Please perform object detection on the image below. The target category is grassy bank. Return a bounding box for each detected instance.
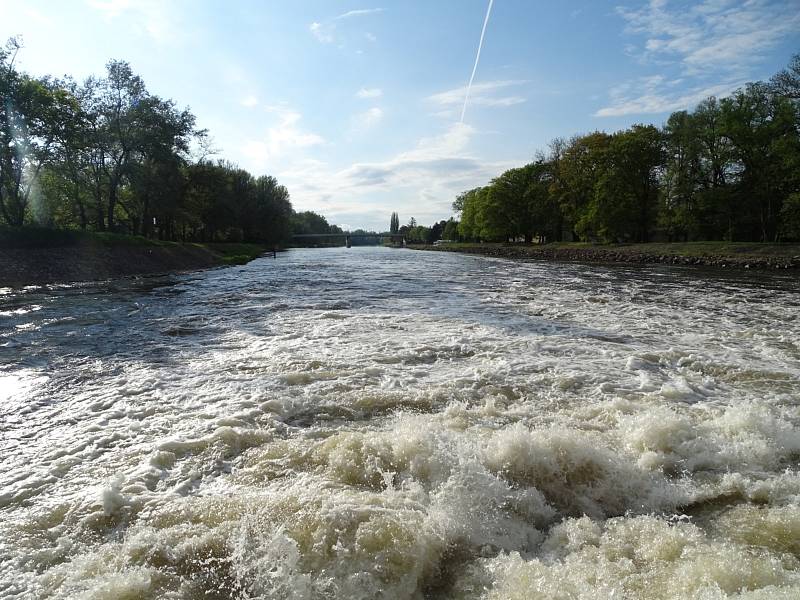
[202,242,269,265]
[0,227,270,286]
[0,226,173,249]
[410,241,800,270]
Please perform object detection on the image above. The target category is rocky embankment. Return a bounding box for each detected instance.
[0,243,223,287]
[414,244,800,270]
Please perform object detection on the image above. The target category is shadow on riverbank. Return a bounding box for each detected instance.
[0,228,269,287]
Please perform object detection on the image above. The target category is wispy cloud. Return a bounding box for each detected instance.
[310,7,384,45]
[241,106,324,166]
[351,107,384,132]
[597,0,800,117]
[86,0,132,17]
[341,123,477,188]
[595,76,742,117]
[332,123,510,203]
[272,123,514,228]
[240,95,258,108]
[12,6,56,27]
[335,8,384,20]
[617,0,800,74]
[85,0,176,42]
[356,87,383,99]
[309,21,334,43]
[428,80,526,118]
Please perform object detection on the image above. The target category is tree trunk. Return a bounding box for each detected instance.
[0,188,10,226]
[107,173,120,231]
[75,190,87,230]
[142,194,150,238]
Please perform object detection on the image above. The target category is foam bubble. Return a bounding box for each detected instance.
[479,516,800,600]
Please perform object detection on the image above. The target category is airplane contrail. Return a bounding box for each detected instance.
[460,0,494,123]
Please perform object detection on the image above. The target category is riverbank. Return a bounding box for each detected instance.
[410,241,800,270]
[0,228,268,287]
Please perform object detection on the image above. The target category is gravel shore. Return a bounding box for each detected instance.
[412,243,800,270]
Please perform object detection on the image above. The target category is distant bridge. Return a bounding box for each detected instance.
[291,232,405,248]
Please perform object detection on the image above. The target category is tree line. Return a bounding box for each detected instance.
[452,55,800,244]
[0,38,328,245]
[387,214,458,244]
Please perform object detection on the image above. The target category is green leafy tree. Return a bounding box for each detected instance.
[780,193,800,240]
[455,187,484,241]
[489,165,537,241]
[661,111,702,240]
[1,39,76,226]
[525,161,561,243]
[688,96,737,239]
[720,83,798,241]
[94,61,197,231]
[442,219,459,241]
[559,132,612,240]
[291,210,335,235]
[770,53,800,100]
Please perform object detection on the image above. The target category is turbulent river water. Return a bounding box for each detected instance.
[1,247,800,599]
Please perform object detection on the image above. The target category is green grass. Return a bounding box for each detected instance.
[203,242,269,264]
[0,227,270,265]
[0,226,173,249]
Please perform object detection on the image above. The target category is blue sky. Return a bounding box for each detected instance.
[1,1,798,231]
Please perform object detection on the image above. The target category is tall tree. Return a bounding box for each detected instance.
[442,219,459,241]
[661,111,701,241]
[489,165,537,241]
[94,61,196,230]
[0,39,74,226]
[721,83,798,241]
[770,53,800,100]
[559,132,612,240]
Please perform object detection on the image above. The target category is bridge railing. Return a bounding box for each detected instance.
[290,232,406,246]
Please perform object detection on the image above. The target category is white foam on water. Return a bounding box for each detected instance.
[1,248,799,598]
[467,515,800,599]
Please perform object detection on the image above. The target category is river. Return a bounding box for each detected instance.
[1,247,799,599]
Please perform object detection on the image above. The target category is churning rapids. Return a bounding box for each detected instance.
[1,247,800,599]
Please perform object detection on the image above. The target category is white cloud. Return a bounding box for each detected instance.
[0,5,56,28]
[86,0,131,17]
[351,107,384,132]
[597,0,800,117]
[240,95,258,108]
[328,123,493,193]
[595,78,742,117]
[310,8,384,46]
[427,80,527,113]
[241,106,324,166]
[335,8,384,20]
[85,0,175,42]
[264,122,518,230]
[356,87,383,99]
[617,0,800,74]
[309,21,334,43]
